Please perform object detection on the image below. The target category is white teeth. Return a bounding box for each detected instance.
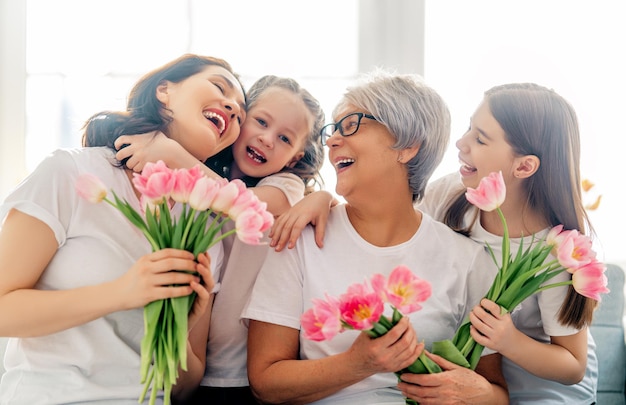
[203,111,226,134]
[335,158,355,168]
[247,147,266,163]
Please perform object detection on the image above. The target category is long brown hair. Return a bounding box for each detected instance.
[444,83,595,328]
[81,54,245,162]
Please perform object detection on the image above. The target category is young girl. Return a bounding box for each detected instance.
[271,83,598,404]
[114,75,325,405]
[0,54,244,404]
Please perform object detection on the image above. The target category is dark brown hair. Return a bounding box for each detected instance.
[443,83,595,328]
[81,54,245,161]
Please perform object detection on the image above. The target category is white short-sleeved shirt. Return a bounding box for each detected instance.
[242,204,497,404]
[0,147,223,405]
[203,172,305,387]
[418,172,598,404]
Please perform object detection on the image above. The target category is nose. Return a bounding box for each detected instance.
[326,131,343,147]
[456,133,469,152]
[258,132,274,149]
[223,100,240,121]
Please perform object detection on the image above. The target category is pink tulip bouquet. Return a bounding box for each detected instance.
[430,171,610,373]
[76,160,273,405]
[301,265,432,405]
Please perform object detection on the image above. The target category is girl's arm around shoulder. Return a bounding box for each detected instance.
[114,132,223,180]
[269,190,337,251]
[253,172,306,217]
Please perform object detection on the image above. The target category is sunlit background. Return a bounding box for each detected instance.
[1,0,625,269]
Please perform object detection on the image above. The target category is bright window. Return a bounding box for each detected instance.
[22,0,626,265]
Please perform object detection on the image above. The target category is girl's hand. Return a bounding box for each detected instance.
[114,131,184,172]
[115,248,202,310]
[269,191,337,251]
[346,317,423,377]
[469,298,520,355]
[187,252,215,332]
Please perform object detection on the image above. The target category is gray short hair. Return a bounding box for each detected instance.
[337,69,451,201]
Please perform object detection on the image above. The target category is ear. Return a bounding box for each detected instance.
[398,144,421,164]
[155,80,170,105]
[513,154,540,179]
[286,151,305,169]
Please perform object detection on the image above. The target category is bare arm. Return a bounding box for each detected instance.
[269,190,337,251]
[114,133,292,216]
[115,132,215,177]
[247,317,423,405]
[0,209,205,337]
[398,352,508,405]
[470,298,587,384]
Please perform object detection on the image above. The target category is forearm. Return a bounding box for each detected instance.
[172,298,212,400]
[171,341,206,400]
[250,353,371,404]
[0,282,123,337]
[499,331,586,384]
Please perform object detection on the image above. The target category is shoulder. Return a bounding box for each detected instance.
[257,172,305,205]
[417,172,465,219]
[38,147,115,173]
[420,215,485,254]
[424,172,464,201]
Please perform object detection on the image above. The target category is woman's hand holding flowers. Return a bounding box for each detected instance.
[347,317,424,377]
[113,249,201,310]
[398,351,502,405]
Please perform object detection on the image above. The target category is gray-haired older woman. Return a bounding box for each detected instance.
[242,70,507,405]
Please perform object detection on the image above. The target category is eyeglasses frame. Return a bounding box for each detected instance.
[319,112,377,145]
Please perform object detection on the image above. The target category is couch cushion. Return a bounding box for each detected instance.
[590,263,626,404]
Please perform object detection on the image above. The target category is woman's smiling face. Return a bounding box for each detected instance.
[326,105,399,199]
[156,65,246,161]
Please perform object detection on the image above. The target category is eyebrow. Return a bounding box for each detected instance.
[476,126,494,141]
[213,73,247,113]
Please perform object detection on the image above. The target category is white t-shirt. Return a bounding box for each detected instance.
[0,147,223,405]
[203,172,305,387]
[418,172,598,404]
[242,204,497,405]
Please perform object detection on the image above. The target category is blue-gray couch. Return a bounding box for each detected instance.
[591,263,626,404]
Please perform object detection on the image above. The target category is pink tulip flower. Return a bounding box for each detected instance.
[572,259,610,300]
[212,179,242,214]
[257,208,274,233]
[229,189,262,219]
[301,296,343,341]
[465,171,506,212]
[188,176,221,211]
[554,229,596,271]
[338,283,385,331]
[75,173,108,203]
[372,265,432,314]
[235,209,265,245]
[132,160,175,203]
[171,165,204,203]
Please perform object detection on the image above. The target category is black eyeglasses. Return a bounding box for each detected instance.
[319,112,377,145]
